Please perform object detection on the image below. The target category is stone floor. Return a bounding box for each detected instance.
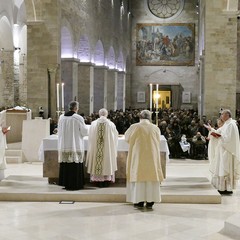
[0,159,239,239]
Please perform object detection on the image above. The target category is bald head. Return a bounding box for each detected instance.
[99,108,108,117]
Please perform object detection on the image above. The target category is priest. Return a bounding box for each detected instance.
[58,101,88,190]
[205,109,240,194]
[125,109,164,210]
[86,108,118,187]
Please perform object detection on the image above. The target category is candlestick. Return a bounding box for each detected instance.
[61,83,64,110]
[149,83,152,111]
[56,83,60,110]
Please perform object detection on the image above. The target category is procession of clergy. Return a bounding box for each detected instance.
[1,101,240,210]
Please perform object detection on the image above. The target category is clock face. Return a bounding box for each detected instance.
[147,0,185,19]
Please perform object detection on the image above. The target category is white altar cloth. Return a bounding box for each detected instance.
[39,134,170,162]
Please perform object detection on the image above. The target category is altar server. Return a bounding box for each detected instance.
[58,101,88,190]
[125,109,164,209]
[205,109,240,194]
[86,108,118,187]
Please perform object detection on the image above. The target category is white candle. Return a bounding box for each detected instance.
[149,83,152,111]
[156,84,159,110]
[61,83,64,110]
[56,83,60,110]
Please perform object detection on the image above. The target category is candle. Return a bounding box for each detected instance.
[149,83,152,111]
[156,84,159,111]
[56,83,60,110]
[61,83,64,110]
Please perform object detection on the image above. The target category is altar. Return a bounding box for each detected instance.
[40,135,170,184]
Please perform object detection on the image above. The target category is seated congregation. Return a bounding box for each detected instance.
[76,107,240,160]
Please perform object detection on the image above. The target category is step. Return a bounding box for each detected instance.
[5,156,22,164]
[5,149,22,157]
[221,213,240,240]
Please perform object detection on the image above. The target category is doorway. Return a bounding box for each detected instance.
[153,90,171,109]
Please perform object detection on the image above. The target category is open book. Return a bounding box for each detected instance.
[210,132,221,138]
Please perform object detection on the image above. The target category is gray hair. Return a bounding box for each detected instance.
[140,110,152,121]
[99,108,108,117]
[222,109,232,118]
[68,101,79,111]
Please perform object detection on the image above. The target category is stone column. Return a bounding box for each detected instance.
[125,72,132,110]
[19,53,27,107]
[204,0,238,118]
[26,0,60,118]
[114,71,118,111]
[61,59,79,111]
[106,69,117,111]
[47,65,59,118]
[0,50,14,108]
[198,54,205,118]
[122,73,126,112]
[117,71,125,110]
[78,63,94,115]
[94,66,108,112]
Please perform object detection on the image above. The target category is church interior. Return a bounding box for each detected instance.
[0,0,240,239]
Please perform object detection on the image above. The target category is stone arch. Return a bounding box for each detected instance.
[116,51,124,71]
[146,68,183,85]
[61,26,74,58]
[93,40,104,66]
[106,46,116,69]
[16,1,27,25]
[0,16,13,49]
[77,35,91,62]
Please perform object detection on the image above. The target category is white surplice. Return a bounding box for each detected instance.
[86,116,118,180]
[58,113,88,163]
[208,118,240,191]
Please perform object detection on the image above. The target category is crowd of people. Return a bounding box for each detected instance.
[80,108,240,160]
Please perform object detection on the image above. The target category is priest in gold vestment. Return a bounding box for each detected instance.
[125,110,164,209]
[86,108,118,187]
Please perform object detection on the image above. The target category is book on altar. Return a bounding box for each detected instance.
[210,132,221,138]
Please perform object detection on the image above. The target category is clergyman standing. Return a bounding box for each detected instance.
[125,110,164,209]
[204,109,240,194]
[58,101,88,190]
[86,108,118,187]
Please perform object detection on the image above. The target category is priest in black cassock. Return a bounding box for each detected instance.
[58,101,88,190]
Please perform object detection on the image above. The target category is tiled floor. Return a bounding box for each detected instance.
[0,159,239,240]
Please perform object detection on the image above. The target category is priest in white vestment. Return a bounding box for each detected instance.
[208,118,224,176]
[58,101,88,190]
[205,109,240,194]
[86,108,118,187]
[125,110,164,209]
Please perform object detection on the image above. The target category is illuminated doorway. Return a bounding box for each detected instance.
[153,90,171,109]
